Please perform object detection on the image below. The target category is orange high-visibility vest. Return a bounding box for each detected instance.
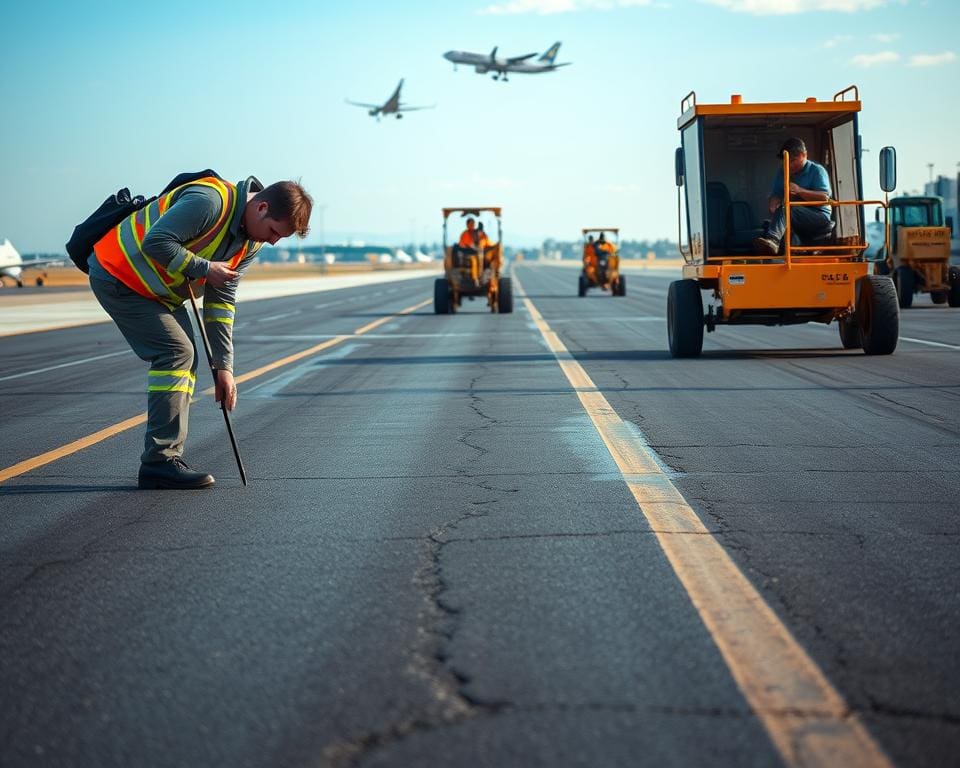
[94,176,248,307]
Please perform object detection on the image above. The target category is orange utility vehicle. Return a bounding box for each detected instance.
[578,228,626,297]
[669,86,900,357]
[435,207,513,314]
[875,196,959,308]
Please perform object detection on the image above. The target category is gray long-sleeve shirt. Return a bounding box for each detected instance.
[90,176,263,372]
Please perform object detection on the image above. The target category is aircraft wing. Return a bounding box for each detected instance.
[345,99,382,109]
[507,52,538,63]
[398,104,436,112]
[0,258,63,270]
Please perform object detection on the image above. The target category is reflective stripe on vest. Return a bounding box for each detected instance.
[94,177,241,305]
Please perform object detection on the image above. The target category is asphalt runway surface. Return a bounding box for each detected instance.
[1,264,958,767]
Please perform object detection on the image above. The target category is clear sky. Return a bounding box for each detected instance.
[1,0,958,252]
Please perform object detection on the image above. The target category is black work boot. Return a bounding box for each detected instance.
[138,458,215,490]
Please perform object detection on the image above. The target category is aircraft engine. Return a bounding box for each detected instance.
[396,114,403,119]
[475,65,488,74]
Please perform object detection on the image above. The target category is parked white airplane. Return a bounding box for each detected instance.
[443,42,570,81]
[346,79,435,120]
[414,250,434,263]
[394,249,413,263]
[0,238,62,287]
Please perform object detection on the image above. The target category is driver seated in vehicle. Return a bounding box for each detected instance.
[457,216,487,285]
[583,234,598,279]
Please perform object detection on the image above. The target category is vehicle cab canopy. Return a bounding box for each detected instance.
[676,86,865,262]
[582,227,619,243]
[442,207,502,245]
[888,196,944,227]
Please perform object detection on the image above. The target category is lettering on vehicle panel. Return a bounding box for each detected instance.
[821,272,850,284]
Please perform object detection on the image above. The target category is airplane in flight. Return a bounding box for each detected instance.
[345,79,436,120]
[443,42,570,81]
[0,238,62,287]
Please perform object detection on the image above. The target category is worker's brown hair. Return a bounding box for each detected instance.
[254,181,313,237]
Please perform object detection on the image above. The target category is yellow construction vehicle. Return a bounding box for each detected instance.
[435,207,513,314]
[875,196,959,308]
[578,228,626,297]
[670,85,899,357]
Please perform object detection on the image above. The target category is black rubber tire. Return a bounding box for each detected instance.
[35,277,44,287]
[615,275,626,297]
[857,275,899,355]
[578,274,587,297]
[667,279,704,358]
[893,265,914,309]
[498,277,514,314]
[838,316,860,349]
[948,267,960,308]
[434,278,450,315]
[931,290,948,305]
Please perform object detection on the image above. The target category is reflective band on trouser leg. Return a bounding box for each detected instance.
[204,302,235,326]
[144,369,196,463]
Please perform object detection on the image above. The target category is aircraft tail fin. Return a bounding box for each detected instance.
[538,42,561,64]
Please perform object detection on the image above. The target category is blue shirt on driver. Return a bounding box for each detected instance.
[771,159,832,218]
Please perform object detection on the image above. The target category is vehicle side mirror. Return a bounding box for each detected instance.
[674,147,684,187]
[879,146,897,193]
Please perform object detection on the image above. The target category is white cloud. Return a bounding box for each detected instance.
[479,0,650,14]
[871,32,899,42]
[823,34,853,48]
[851,50,900,67]
[704,0,885,14]
[909,51,957,67]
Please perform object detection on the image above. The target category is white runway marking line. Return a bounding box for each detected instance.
[0,349,132,383]
[512,271,892,768]
[808,324,960,351]
[899,336,960,350]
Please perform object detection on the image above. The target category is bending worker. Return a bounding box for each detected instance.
[88,174,312,489]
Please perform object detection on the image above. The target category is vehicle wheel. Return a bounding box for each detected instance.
[615,275,626,297]
[667,279,704,358]
[856,275,898,355]
[838,316,860,349]
[498,277,514,314]
[931,290,948,305]
[578,274,587,297]
[875,257,890,276]
[893,265,914,309]
[434,278,450,315]
[948,267,960,308]
[36,277,45,286]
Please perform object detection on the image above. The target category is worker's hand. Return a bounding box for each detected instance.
[768,198,781,215]
[214,369,237,411]
[788,182,802,197]
[206,262,240,288]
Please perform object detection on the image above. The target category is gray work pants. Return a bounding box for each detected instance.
[89,275,198,464]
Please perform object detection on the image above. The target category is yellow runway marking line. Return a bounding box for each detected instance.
[0,414,147,484]
[513,272,891,768]
[0,299,431,484]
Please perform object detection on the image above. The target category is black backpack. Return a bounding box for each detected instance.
[65,169,223,273]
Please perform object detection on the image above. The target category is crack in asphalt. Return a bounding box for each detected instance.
[321,505,504,767]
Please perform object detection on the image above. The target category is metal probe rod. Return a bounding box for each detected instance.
[187,284,248,486]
